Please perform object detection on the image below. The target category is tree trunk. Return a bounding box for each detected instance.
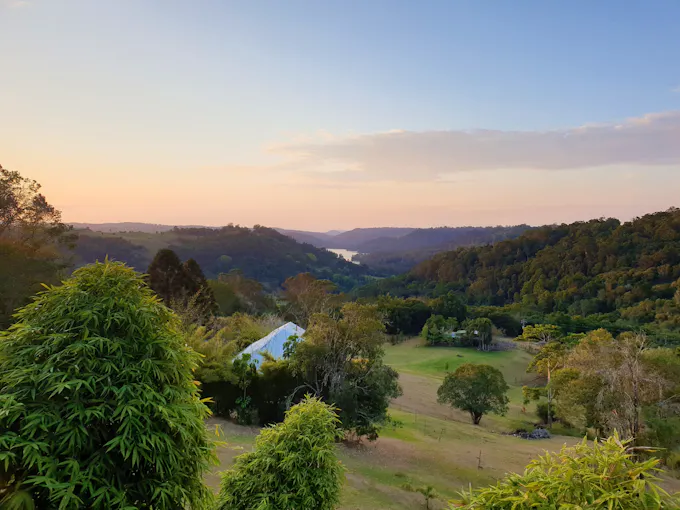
[546,366,553,429]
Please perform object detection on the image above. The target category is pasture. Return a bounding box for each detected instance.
[207,338,584,508]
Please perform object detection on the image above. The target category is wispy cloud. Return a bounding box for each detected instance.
[267,111,680,182]
[1,0,31,8]
[673,86,680,93]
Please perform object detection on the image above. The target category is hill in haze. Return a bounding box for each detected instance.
[354,225,531,274]
[69,225,370,290]
[71,222,188,233]
[276,227,415,249]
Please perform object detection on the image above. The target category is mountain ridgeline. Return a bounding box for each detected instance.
[70,225,369,290]
[353,225,531,274]
[276,227,416,250]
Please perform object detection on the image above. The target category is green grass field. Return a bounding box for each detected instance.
[207,338,591,508]
[384,337,533,384]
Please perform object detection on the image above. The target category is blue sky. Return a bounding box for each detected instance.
[1,1,679,229]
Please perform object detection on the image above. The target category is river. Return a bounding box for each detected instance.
[328,248,360,263]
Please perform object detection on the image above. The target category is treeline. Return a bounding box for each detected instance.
[357,209,680,342]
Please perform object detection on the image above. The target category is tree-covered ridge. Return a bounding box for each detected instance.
[354,225,532,275]
[71,225,370,290]
[363,209,679,327]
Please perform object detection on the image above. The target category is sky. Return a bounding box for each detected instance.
[1,0,679,231]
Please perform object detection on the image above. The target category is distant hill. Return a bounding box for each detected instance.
[70,222,209,233]
[70,225,370,290]
[275,229,337,247]
[355,226,531,253]
[276,227,415,249]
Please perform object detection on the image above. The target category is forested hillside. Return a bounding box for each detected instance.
[71,225,369,290]
[354,225,531,274]
[358,209,680,338]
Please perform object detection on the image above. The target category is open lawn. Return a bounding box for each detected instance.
[206,338,680,508]
[385,338,538,432]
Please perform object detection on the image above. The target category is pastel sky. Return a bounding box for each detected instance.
[1,0,679,230]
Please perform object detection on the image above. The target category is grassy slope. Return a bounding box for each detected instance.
[206,339,590,509]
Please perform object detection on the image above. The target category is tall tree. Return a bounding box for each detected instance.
[523,341,569,428]
[183,258,218,316]
[282,273,340,327]
[0,166,74,328]
[147,250,216,322]
[556,330,673,442]
[147,248,185,303]
[0,165,72,250]
[462,318,494,351]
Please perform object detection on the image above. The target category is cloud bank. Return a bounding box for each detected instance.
[269,111,680,181]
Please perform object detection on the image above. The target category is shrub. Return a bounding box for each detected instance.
[216,396,344,510]
[0,261,216,509]
[455,434,679,509]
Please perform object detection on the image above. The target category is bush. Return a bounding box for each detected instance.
[216,396,344,510]
[0,261,216,509]
[456,434,678,508]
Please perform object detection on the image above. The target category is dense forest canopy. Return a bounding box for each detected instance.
[357,209,680,341]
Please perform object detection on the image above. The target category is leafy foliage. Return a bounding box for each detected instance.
[455,434,679,509]
[282,272,341,327]
[437,364,509,425]
[209,270,276,315]
[358,209,680,342]
[421,315,458,346]
[431,292,467,322]
[377,296,432,335]
[0,165,73,251]
[216,396,344,510]
[516,323,562,342]
[0,261,216,509]
[289,303,402,439]
[0,166,74,328]
[461,317,493,350]
[553,331,675,442]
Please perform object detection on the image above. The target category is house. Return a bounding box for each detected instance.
[236,322,305,367]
